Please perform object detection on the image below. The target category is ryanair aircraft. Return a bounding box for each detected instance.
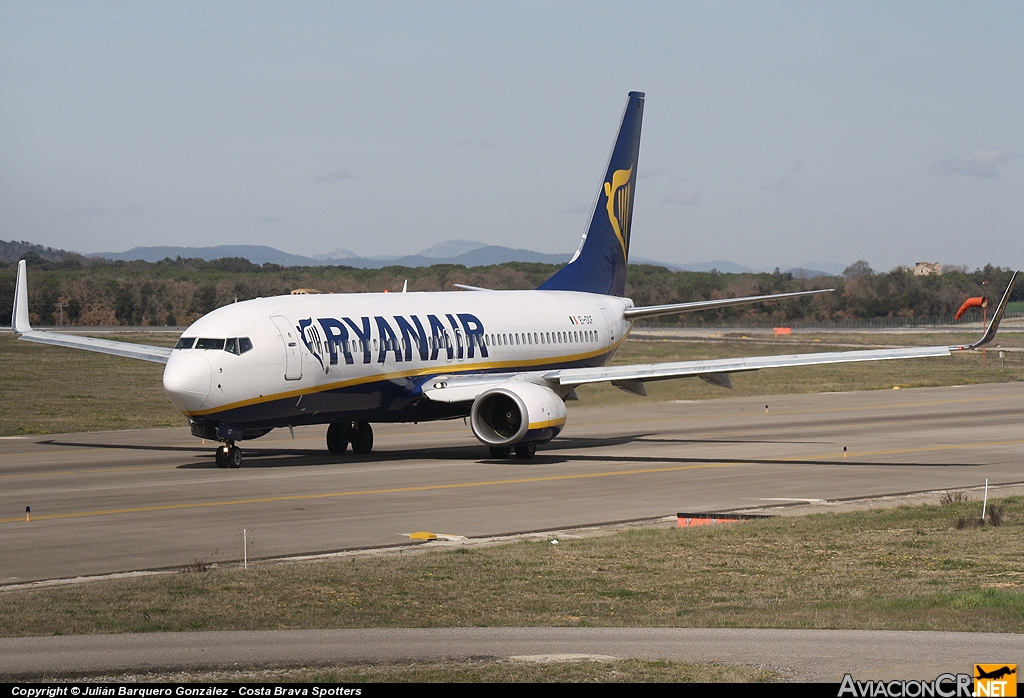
[10,92,1018,467]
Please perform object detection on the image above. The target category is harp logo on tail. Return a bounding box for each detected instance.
[604,166,633,260]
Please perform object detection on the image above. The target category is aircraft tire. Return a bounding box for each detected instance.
[215,448,229,468]
[228,446,242,468]
[326,423,350,454]
[489,446,511,459]
[351,422,373,454]
[514,443,536,460]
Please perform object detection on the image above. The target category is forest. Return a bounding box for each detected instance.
[0,251,1019,328]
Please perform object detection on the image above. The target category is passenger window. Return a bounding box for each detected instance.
[174,337,196,350]
[195,338,225,350]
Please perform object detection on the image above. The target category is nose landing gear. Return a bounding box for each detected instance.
[214,442,242,468]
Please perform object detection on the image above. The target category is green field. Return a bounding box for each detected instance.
[2,497,1020,638]
[1,330,1021,436]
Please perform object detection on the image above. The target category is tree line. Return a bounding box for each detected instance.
[0,253,1018,328]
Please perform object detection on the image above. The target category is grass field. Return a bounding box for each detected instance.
[1,329,1021,436]
[3,497,1020,637]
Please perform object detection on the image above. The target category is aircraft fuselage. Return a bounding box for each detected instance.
[163,290,633,434]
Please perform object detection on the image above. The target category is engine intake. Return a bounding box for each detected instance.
[470,382,567,447]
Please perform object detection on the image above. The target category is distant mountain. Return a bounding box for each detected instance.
[311,247,360,261]
[311,240,567,267]
[631,257,836,277]
[50,239,827,275]
[90,245,324,266]
[418,239,489,259]
[0,240,85,264]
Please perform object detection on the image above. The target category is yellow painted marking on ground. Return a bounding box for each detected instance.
[0,461,739,524]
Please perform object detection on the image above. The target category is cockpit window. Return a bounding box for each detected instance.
[224,337,254,355]
[174,337,196,350]
[195,338,225,350]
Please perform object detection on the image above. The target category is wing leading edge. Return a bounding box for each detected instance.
[423,270,1018,403]
[11,260,173,364]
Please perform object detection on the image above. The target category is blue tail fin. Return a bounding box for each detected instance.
[538,91,645,297]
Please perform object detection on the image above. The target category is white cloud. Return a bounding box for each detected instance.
[663,190,701,205]
[930,149,1014,178]
[313,167,356,183]
[760,176,792,191]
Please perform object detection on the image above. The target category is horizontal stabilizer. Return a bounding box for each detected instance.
[624,288,833,322]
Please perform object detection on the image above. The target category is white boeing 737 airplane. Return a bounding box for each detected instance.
[10,92,1019,467]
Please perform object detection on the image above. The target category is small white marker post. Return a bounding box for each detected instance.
[244,528,247,570]
[982,479,989,522]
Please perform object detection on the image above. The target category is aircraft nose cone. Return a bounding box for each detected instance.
[163,353,213,412]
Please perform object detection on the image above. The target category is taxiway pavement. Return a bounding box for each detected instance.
[3,627,1021,681]
[2,383,1023,584]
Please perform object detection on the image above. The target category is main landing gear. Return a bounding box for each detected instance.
[326,421,374,455]
[489,443,536,460]
[215,441,242,468]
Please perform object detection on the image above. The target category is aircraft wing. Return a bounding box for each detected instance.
[425,270,1018,402]
[547,345,952,391]
[11,260,172,365]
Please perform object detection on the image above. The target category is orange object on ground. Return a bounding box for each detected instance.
[955,296,987,320]
[676,512,772,527]
[773,327,792,335]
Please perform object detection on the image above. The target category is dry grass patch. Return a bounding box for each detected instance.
[0,333,182,436]
[2,498,1022,637]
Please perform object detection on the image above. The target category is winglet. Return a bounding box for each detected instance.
[951,270,1018,351]
[12,259,32,334]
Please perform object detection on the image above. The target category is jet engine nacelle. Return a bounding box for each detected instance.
[470,382,567,447]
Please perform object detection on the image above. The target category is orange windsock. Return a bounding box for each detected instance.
[955,296,988,320]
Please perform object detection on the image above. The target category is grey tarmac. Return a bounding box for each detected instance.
[2,382,1023,585]
[1,627,1021,682]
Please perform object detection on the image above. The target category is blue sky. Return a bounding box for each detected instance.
[1,2,1022,271]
